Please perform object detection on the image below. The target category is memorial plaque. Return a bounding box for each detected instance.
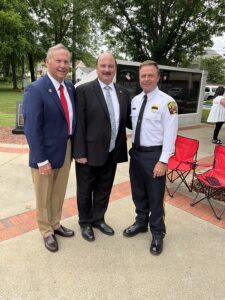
[117,65,140,98]
[12,102,24,134]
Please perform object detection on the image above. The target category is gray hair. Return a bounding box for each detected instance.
[139,60,160,76]
[46,43,71,60]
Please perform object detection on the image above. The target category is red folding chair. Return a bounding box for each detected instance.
[191,144,225,219]
[167,135,199,197]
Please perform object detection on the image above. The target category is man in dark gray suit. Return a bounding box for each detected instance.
[73,52,131,241]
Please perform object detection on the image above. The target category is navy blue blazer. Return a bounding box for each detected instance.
[22,74,76,169]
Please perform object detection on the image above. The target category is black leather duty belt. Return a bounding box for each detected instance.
[132,143,162,152]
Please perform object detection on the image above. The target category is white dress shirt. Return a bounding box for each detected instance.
[98,79,120,137]
[47,72,73,134]
[131,86,178,163]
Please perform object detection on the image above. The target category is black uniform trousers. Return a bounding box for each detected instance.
[75,153,117,227]
[129,147,166,238]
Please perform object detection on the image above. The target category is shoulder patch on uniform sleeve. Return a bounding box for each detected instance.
[167,101,177,114]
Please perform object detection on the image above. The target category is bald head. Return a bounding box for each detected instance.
[96,52,117,85]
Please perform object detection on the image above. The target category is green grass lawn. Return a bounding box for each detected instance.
[0,83,24,126]
[201,108,210,123]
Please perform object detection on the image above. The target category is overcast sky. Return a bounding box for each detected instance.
[212,34,225,56]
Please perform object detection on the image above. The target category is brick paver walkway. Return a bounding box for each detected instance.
[1,124,225,243]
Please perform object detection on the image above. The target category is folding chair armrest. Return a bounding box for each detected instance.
[196,163,213,168]
[181,160,197,164]
[195,163,213,172]
[180,160,198,168]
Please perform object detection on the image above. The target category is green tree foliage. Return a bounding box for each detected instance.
[201,56,225,84]
[0,0,40,87]
[92,0,225,65]
[0,1,25,88]
[0,0,96,87]
[28,0,97,64]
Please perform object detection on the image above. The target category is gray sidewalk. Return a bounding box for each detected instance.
[1,124,225,300]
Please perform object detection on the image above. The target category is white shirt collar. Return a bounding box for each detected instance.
[146,86,159,98]
[47,72,65,91]
[98,79,114,90]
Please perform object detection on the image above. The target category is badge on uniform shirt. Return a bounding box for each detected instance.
[167,101,177,114]
[151,104,159,112]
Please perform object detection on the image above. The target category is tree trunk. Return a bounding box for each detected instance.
[11,55,18,90]
[3,60,10,78]
[28,53,36,82]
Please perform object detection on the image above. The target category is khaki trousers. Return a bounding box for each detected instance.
[31,139,71,238]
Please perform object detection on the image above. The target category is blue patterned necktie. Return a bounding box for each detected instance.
[104,86,117,151]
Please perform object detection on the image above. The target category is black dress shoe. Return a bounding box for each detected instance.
[43,235,58,252]
[150,237,163,256]
[93,222,114,236]
[54,225,74,237]
[123,222,148,237]
[81,226,95,242]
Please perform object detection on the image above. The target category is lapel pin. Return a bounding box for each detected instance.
[48,89,52,93]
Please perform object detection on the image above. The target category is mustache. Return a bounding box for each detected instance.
[103,72,112,75]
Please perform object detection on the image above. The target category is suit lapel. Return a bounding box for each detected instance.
[65,80,75,114]
[93,79,110,121]
[43,75,65,118]
[114,83,123,124]
[65,80,76,131]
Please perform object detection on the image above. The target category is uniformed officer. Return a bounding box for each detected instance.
[123,60,178,255]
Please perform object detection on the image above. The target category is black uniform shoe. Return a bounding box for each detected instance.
[81,226,95,241]
[123,222,148,237]
[43,235,58,252]
[150,237,163,256]
[93,222,114,236]
[54,225,74,237]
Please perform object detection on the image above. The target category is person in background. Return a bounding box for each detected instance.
[123,60,178,256]
[22,44,76,252]
[73,52,131,242]
[207,86,225,144]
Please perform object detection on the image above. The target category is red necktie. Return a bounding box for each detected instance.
[59,84,70,134]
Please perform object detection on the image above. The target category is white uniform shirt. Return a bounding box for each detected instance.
[131,86,178,163]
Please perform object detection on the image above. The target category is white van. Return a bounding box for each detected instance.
[204,85,218,100]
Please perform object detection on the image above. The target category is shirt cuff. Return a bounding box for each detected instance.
[37,160,49,167]
[159,152,170,164]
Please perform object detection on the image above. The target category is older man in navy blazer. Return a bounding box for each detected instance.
[23,44,76,252]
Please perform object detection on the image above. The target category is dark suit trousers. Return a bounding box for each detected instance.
[75,153,117,227]
[129,148,166,238]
